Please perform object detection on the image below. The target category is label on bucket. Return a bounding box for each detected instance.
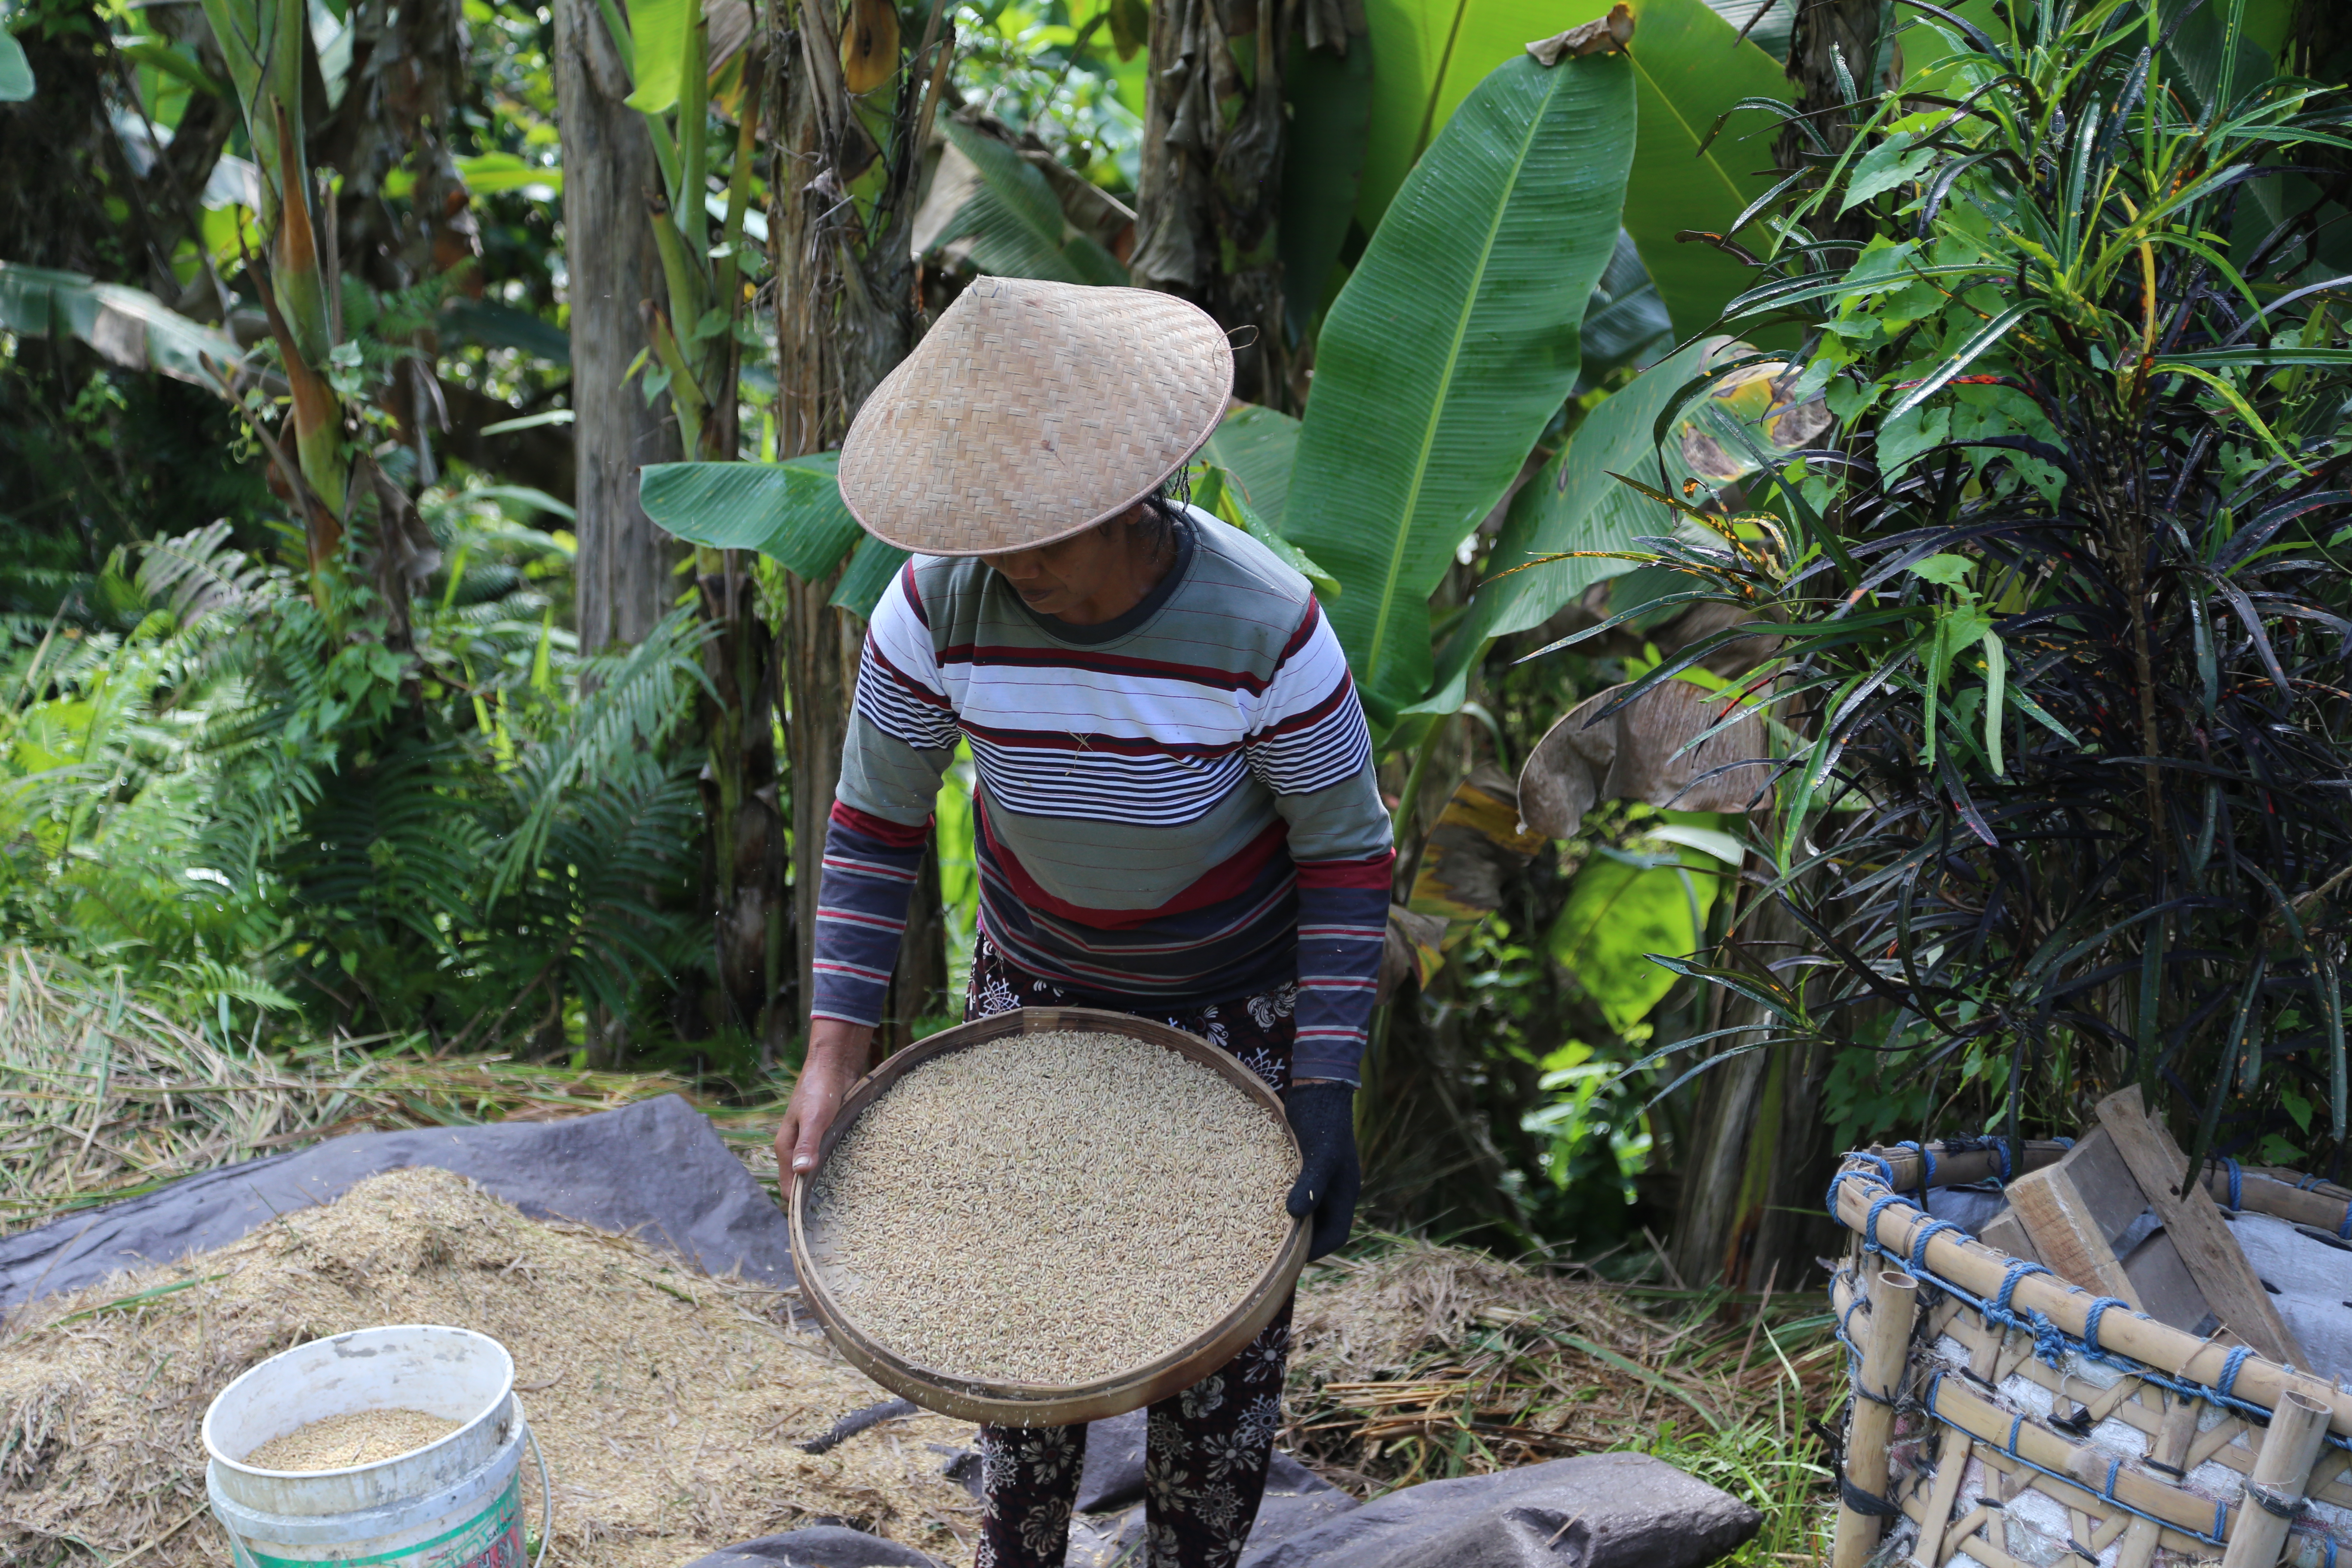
[237,1472,524,1568]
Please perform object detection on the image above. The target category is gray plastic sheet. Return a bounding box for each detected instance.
[0,1094,794,1319]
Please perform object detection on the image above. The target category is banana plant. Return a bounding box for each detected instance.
[196,0,350,584]
[0,265,245,391]
[1354,0,1788,339]
[591,0,769,459]
[1285,36,1636,732]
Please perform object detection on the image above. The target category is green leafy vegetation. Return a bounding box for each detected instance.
[1542,0,2352,1179]
[0,506,710,1053]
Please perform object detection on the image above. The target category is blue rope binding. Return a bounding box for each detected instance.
[1908,1219,1963,1275]
[2082,1297,2134,1357]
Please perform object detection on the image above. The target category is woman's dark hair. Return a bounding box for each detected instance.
[1132,473,1191,558]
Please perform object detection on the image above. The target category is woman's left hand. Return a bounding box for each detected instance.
[1282,1081,1360,1261]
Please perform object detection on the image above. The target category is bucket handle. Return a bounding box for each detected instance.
[523,1414,552,1568]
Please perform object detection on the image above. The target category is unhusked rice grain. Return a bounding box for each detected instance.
[808,1029,1296,1384]
[244,1408,462,1471]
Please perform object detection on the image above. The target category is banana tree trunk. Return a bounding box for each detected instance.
[1667,887,1837,1291]
[1133,0,1291,405]
[766,0,945,1056]
[1776,0,1886,252]
[554,0,685,652]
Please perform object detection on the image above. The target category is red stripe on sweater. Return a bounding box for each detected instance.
[1295,851,1394,891]
[977,803,1291,929]
[830,799,933,848]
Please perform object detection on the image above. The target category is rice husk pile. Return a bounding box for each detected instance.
[809,1029,1295,1383]
[0,1167,982,1568]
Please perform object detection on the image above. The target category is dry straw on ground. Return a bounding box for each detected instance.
[0,946,777,1240]
[1284,1238,1838,1497]
[0,1167,983,1568]
[810,1030,1295,1383]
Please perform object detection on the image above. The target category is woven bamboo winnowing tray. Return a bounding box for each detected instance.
[1827,1138,2352,1568]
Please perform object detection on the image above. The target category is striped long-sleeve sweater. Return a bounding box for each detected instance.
[810,507,1394,1084]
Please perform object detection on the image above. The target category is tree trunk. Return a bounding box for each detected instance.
[1776,0,1888,254]
[555,0,685,653]
[769,0,937,1056]
[1133,0,1292,405]
[781,567,858,1052]
[699,560,789,1040]
[1667,888,1836,1292]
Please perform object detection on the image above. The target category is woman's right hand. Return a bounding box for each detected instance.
[776,1020,877,1186]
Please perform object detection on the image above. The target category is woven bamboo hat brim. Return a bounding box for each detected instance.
[837,276,1234,556]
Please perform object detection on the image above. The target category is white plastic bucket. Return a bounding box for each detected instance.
[202,1325,548,1568]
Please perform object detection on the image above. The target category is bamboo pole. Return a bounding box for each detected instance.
[2116,1394,2202,1568]
[1832,1267,1919,1568]
[2197,1165,2352,1232]
[2219,1390,2329,1568]
[1831,1163,2352,1440]
[1929,1374,2230,1539]
[1857,1141,2074,1194]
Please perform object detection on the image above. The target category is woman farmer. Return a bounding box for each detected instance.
[775,275,1393,1568]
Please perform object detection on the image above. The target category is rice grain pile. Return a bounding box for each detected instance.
[809,1029,1296,1383]
[245,1409,462,1471]
[0,1167,982,1568]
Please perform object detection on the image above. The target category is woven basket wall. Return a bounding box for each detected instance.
[1829,1139,2352,1568]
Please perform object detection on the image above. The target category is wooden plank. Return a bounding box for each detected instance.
[2117,1226,2214,1334]
[1977,1208,2041,1265]
[2056,1127,2151,1239]
[2095,1085,2307,1367]
[2006,1153,2144,1305]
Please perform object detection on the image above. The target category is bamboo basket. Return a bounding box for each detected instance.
[1828,1137,2352,1568]
[790,1005,1309,1427]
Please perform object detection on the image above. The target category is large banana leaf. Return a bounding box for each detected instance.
[1197,403,1300,527]
[1697,0,1788,61]
[1285,48,1636,728]
[1618,0,1787,338]
[1194,466,1340,599]
[623,0,692,111]
[0,263,243,392]
[831,536,912,620]
[638,453,864,580]
[1549,827,1723,1033]
[1476,337,1722,646]
[1355,0,1785,338]
[1407,337,1815,717]
[930,119,1128,286]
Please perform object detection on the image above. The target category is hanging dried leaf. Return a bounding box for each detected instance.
[840,0,900,94]
[1516,679,1773,839]
[1379,906,1449,1000]
[1525,3,1634,66]
[1406,764,1550,934]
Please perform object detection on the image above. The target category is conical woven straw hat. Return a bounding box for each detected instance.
[838,276,1234,556]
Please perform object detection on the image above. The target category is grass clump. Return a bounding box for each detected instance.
[0,946,779,1238]
[1284,1236,1834,1563]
